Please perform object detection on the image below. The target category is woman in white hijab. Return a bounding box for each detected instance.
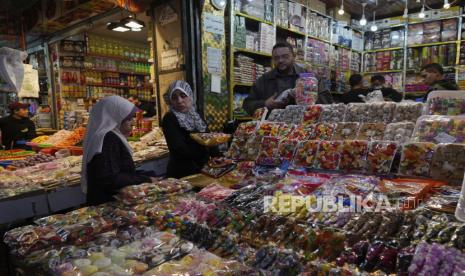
[162,80,216,178]
[82,95,151,205]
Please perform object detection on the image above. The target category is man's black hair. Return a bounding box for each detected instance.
[371,75,385,83]
[272,42,294,55]
[349,74,363,87]
[421,63,444,75]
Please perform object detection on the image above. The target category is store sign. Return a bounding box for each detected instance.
[206,47,222,75]
[204,13,224,35]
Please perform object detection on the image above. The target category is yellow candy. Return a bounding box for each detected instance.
[80,265,98,276]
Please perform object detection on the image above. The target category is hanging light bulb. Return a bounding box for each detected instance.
[370,10,377,32]
[419,4,425,18]
[360,3,367,26]
[338,0,345,15]
[403,0,409,18]
[443,0,450,9]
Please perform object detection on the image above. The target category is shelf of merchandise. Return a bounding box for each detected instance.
[307,35,331,44]
[276,25,306,36]
[364,70,403,74]
[234,12,274,25]
[86,83,150,89]
[87,68,150,76]
[86,53,149,64]
[364,47,403,53]
[234,48,273,57]
[233,82,254,87]
[361,8,464,99]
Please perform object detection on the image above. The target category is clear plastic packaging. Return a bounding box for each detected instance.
[226,136,247,160]
[267,109,285,122]
[256,122,281,137]
[392,102,424,123]
[367,141,399,175]
[287,124,315,141]
[234,121,259,136]
[314,123,336,140]
[339,140,369,172]
[357,123,387,141]
[366,102,396,123]
[303,105,322,124]
[244,135,263,160]
[252,107,268,121]
[332,122,360,140]
[412,115,465,143]
[430,143,465,184]
[295,73,318,105]
[256,136,280,166]
[292,140,320,168]
[319,103,347,123]
[314,140,342,170]
[283,105,305,124]
[424,90,465,116]
[398,142,436,177]
[278,139,299,162]
[383,122,415,144]
[344,103,370,122]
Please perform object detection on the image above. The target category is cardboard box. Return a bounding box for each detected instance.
[308,0,326,15]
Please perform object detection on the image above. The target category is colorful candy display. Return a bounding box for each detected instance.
[339,140,369,172]
[357,123,387,141]
[256,136,281,166]
[314,123,335,140]
[234,121,259,136]
[399,142,436,177]
[303,105,322,124]
[295,73,318,105]
[314,141,342,170]
[190,133,231,146]
[430,143,465,183]
[332,122,360,140]
[283,105,305,124]
[412,116,465,144]
[257,122,281,137]
[366,102,396,123]
[293,140,320,168]
[425,91,465,116]
[319,104,347,123]
[344,103,370,122]
[392,102,424,123]
[383,122,415,143]
[278,139,299,162]
[367,141,398,175]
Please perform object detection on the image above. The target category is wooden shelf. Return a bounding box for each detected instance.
[408,16,461,26]
[86,68,150,76]
[86,53,149,63]
[276,25,306,36]
[234,116,254,120]
[364,70,403,74]
[234,48,272,57]
[307,35,331,44]
[364,47,403,53]
[87,83,150,89]
[407,41,458,48]
[234,12,273,25]
[233,82,253,87]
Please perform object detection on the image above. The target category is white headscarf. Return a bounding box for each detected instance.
[163,80,207,132]
[81,96,136,193]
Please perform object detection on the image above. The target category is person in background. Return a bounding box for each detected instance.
[82,96,154,205]
[242,42,306,115]
[0,102,36,149]
[370,75,403,102]
[421,63,459,101]
[342,74,370,104]
[162,80,217,179]
[128,95,156,118]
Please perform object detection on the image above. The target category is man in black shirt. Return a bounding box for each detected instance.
[0,102,36,149]
[420,63,459,102]
[342,74,370,104]
[370,75,403,102]
[243,42,306,115]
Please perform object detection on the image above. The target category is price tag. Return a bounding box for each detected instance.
[434,132,456,144]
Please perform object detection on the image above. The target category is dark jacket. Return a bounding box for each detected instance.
[0,115,36,149]
[162,111,211,179]
[342,87,403,104]
[423,79,459,102]
[243,64,306,115]
[86,131,150,205]
[139,101,156,118]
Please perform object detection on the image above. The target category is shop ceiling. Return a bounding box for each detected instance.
[325,0,452,18]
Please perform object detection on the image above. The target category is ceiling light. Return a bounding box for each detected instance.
[419,5,425,18]
[338,0,345,15]
[443,0,450,9]
[107,22,130,32]
[403,0,408,18]
[122,15,145,29]
[370,10,377,32]
[360,3,367,26]
[131,28,142,32]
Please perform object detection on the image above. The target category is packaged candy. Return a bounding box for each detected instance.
[344,103,370,122]
[234,121,259,136]
[283,105,305,124]
[319,104,347,123]
[332,122,360,140]
[292,140,320,168]
[295,73,318,105]
[190,133,231,146]
[253,107,268,121]
[430,143,465,184]
[257,122,281,137]
[226,136,247,160]
[366,102,396,123]
[357,123,386,141]
[314,141,342,170]
[383,122,415,143]
[267,109,285,122]
[428,185,461,213]
[367,141,398,175]
[424,90,465,116]
[256,136,281,166]
[314,123,335,140]
[303,105,322,124]
[392,102,424,123]
[412,115,465,144]
[276,123,294,138]
[339,140,369,172]
[287,124,315,141]
[244,135,263,160]
[278,139,299,161]
[399,142,436,177]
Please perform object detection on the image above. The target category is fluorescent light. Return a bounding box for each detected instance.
[107,22,130,32]
[338,0,344,15]
[370,24,378,32]
[131,28,142,32]
[122,16,145,29]
[443,0,450,9]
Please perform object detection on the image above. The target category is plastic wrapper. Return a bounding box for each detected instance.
[287,124,315,141]
[256,122,281,137]
[427,186,461,213]
[424,90,465,116]
[331,122,360,140]
[378,178,436,210]
[383,122,415,144]
[234,121,259,136]
[277,139,298,162]
[357,123,386,141]
[314,123,335,140]
[367,141,398,175]
[295,73,318,105]
[319,103,346,123]
[366,102,396,123]
[256,136,280,166]
[198,184,235,201]
[283,105,305,124]
[314,141,342,170]
[226,136,247,160]
[118,179,192,205]
[243,135,263,160]
[302,105,322,124]
[339,140,369,172]
[344,103,370,122]
[252,107,268,121]
[392,102,424,123]
[276,123,294,138]
[190,133,231,146]
[412,115,465,144]
[398,142,436,177]
[292,140,320,168]
[267,109,285,122]
[430,143,465,184]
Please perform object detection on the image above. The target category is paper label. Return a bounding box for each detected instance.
[204,13,224,35]
[434,132,457,144]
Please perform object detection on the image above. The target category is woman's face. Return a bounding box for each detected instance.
[171,90,192,113]
[120,117,133,137]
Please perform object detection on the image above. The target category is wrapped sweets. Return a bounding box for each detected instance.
[399,142,436,177]
[303,105,322,124]
[190,133,231,146]
[383,122,415,144]
[344,103,370,122]
[256,136,281,166]
[319,103,347,123]
[412,115,465,143]
[392,102,424,123]
[314,123,335,140]
[287,124,316,141]
[339,140,369,172]
[283,105,305,124]
[292,140,320,167]
[367,141,398,175]
[314,141,342,170]
[366,102,396,123]
[332,122,360,140]
[357,123,386,141]
[234,121,259,136]
[226,136,248,160]
[253,107,268,121]
[425,91,465,116]
[430,143,465,184]
[278,139,299,161]
[267,109,285,122]
[256,121,281,137]
[244,135,263,160]
[277,123,294,138]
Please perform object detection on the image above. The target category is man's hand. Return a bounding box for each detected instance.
[265,93,288,109]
